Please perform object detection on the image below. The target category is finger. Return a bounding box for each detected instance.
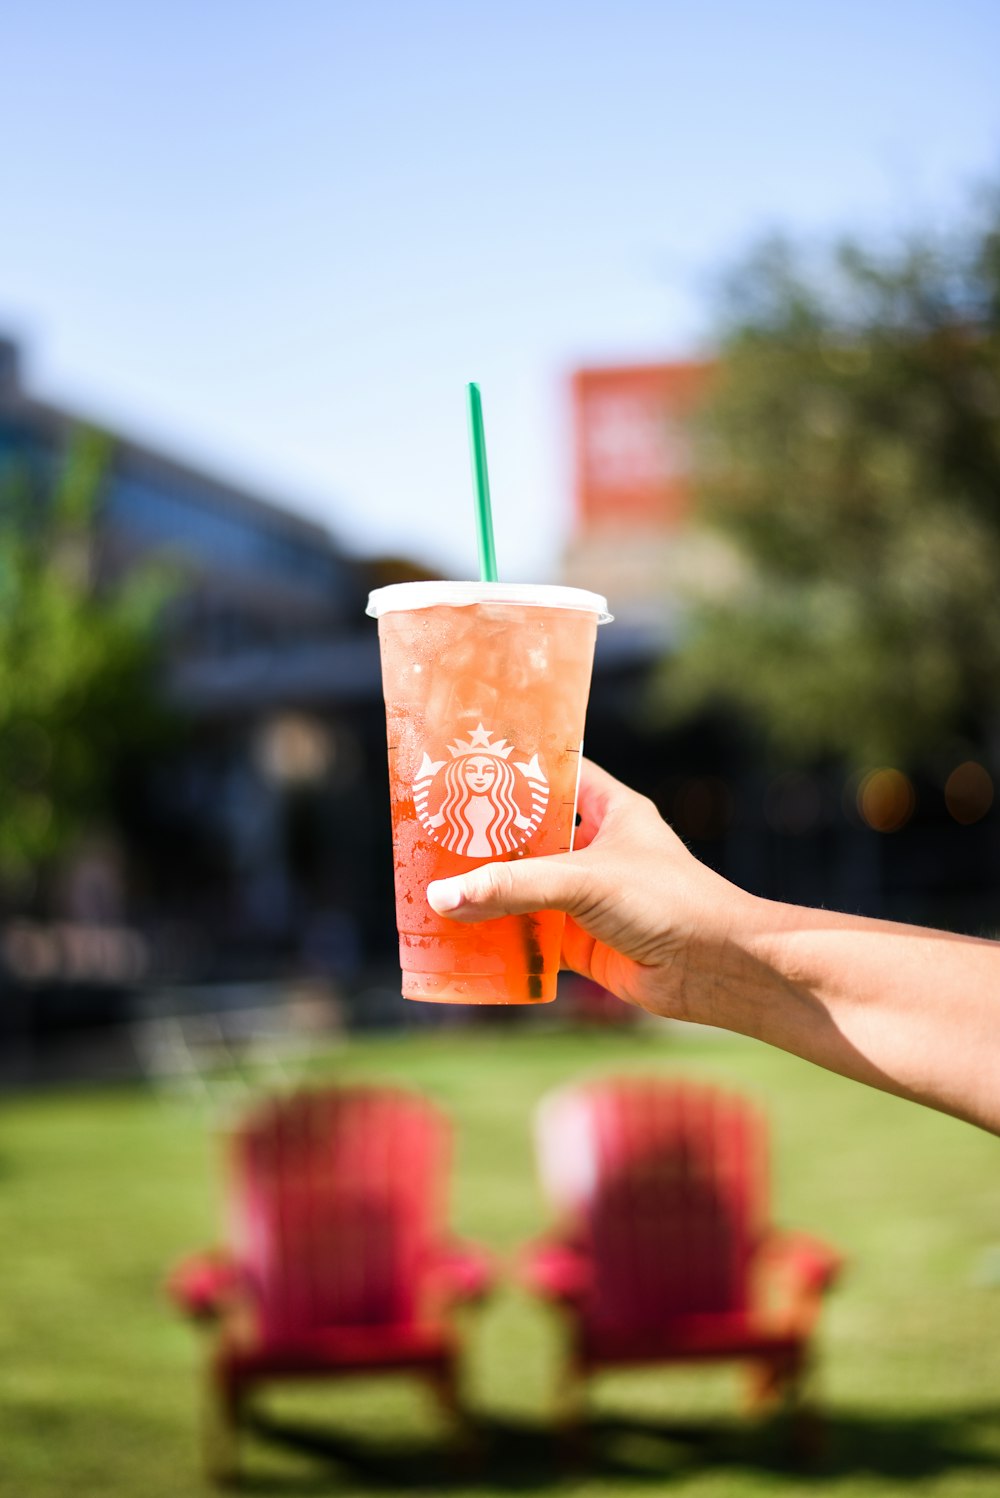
[427,852,587,923]
[560,912,601,978]
[574,758,642,848]
[561,916,644,1009]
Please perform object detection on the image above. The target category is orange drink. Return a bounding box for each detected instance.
[367,582,610,1004]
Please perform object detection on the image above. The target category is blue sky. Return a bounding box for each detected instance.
[3,1,999,579]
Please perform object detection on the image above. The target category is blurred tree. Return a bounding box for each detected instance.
[665,189,1000,767]
[0,430,171,890]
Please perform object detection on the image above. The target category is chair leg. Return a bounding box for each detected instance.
[555,1357,588,1467]
[782,1354,825,1465]
[202,1362,244,1488]
[744,1351,824,1460]
[745,1358,785,1413]
[427,1362,481,1468]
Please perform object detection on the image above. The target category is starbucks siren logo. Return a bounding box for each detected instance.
[414,723,549,858]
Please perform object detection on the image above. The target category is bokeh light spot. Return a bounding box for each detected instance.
[255,714,333,785]
[944,761,994,825]
[856,768,915,833]
[668,777,734,841]
[764,771,826,835]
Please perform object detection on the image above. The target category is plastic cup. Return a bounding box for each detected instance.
[366,581,611,1004]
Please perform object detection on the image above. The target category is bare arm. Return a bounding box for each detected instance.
[428,760,1000,1134]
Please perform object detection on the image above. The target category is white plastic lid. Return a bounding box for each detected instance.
[366,580,612,622]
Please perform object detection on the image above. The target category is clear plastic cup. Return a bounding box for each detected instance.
[367,582,611,1004]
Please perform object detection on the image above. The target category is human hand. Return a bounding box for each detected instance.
[426,759,760,1020]
[434,761,1000,1132]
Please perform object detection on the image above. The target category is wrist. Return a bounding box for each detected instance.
[668,887,791,1035]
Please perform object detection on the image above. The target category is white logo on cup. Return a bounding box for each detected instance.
[413,723,549,858]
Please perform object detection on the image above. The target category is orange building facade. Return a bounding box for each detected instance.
[563,360,718,624]
[571,360,713,533]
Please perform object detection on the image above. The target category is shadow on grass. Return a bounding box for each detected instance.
[238,1405,1000,1492]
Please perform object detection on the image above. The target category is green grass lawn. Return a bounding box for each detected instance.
[2,1020,1000,1497]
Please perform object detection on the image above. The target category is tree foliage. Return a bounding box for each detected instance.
[665,190,1000,767]
[0,430,170,884]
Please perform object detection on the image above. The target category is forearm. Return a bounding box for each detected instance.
[680,896,1000,1133]
[428,759,1000,1133]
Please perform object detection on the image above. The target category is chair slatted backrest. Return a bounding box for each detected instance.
[537,1079,768,1329]
[228,1088,449,1339]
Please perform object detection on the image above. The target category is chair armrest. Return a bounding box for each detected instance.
[517,1238,591,1307]
[429,1239,497,1307]
[757,1231,843,1337]
[165,1251,241,1322]
[760,1231,844,1295]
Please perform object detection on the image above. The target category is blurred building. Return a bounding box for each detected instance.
[0,335,372,693]
[0,335,401,1028]
[564,360,726,630]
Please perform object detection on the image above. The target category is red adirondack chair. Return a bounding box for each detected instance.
[520,1078,842,1437]
[167,1087,494,1481]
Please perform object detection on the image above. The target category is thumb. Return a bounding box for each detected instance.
[427,854,586,922]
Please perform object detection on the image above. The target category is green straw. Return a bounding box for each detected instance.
[466,382,498,582]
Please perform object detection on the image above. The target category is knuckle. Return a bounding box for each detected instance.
[472,861,515,906]
[635,792,662,822]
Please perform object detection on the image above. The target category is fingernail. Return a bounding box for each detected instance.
[428,877,465,913]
